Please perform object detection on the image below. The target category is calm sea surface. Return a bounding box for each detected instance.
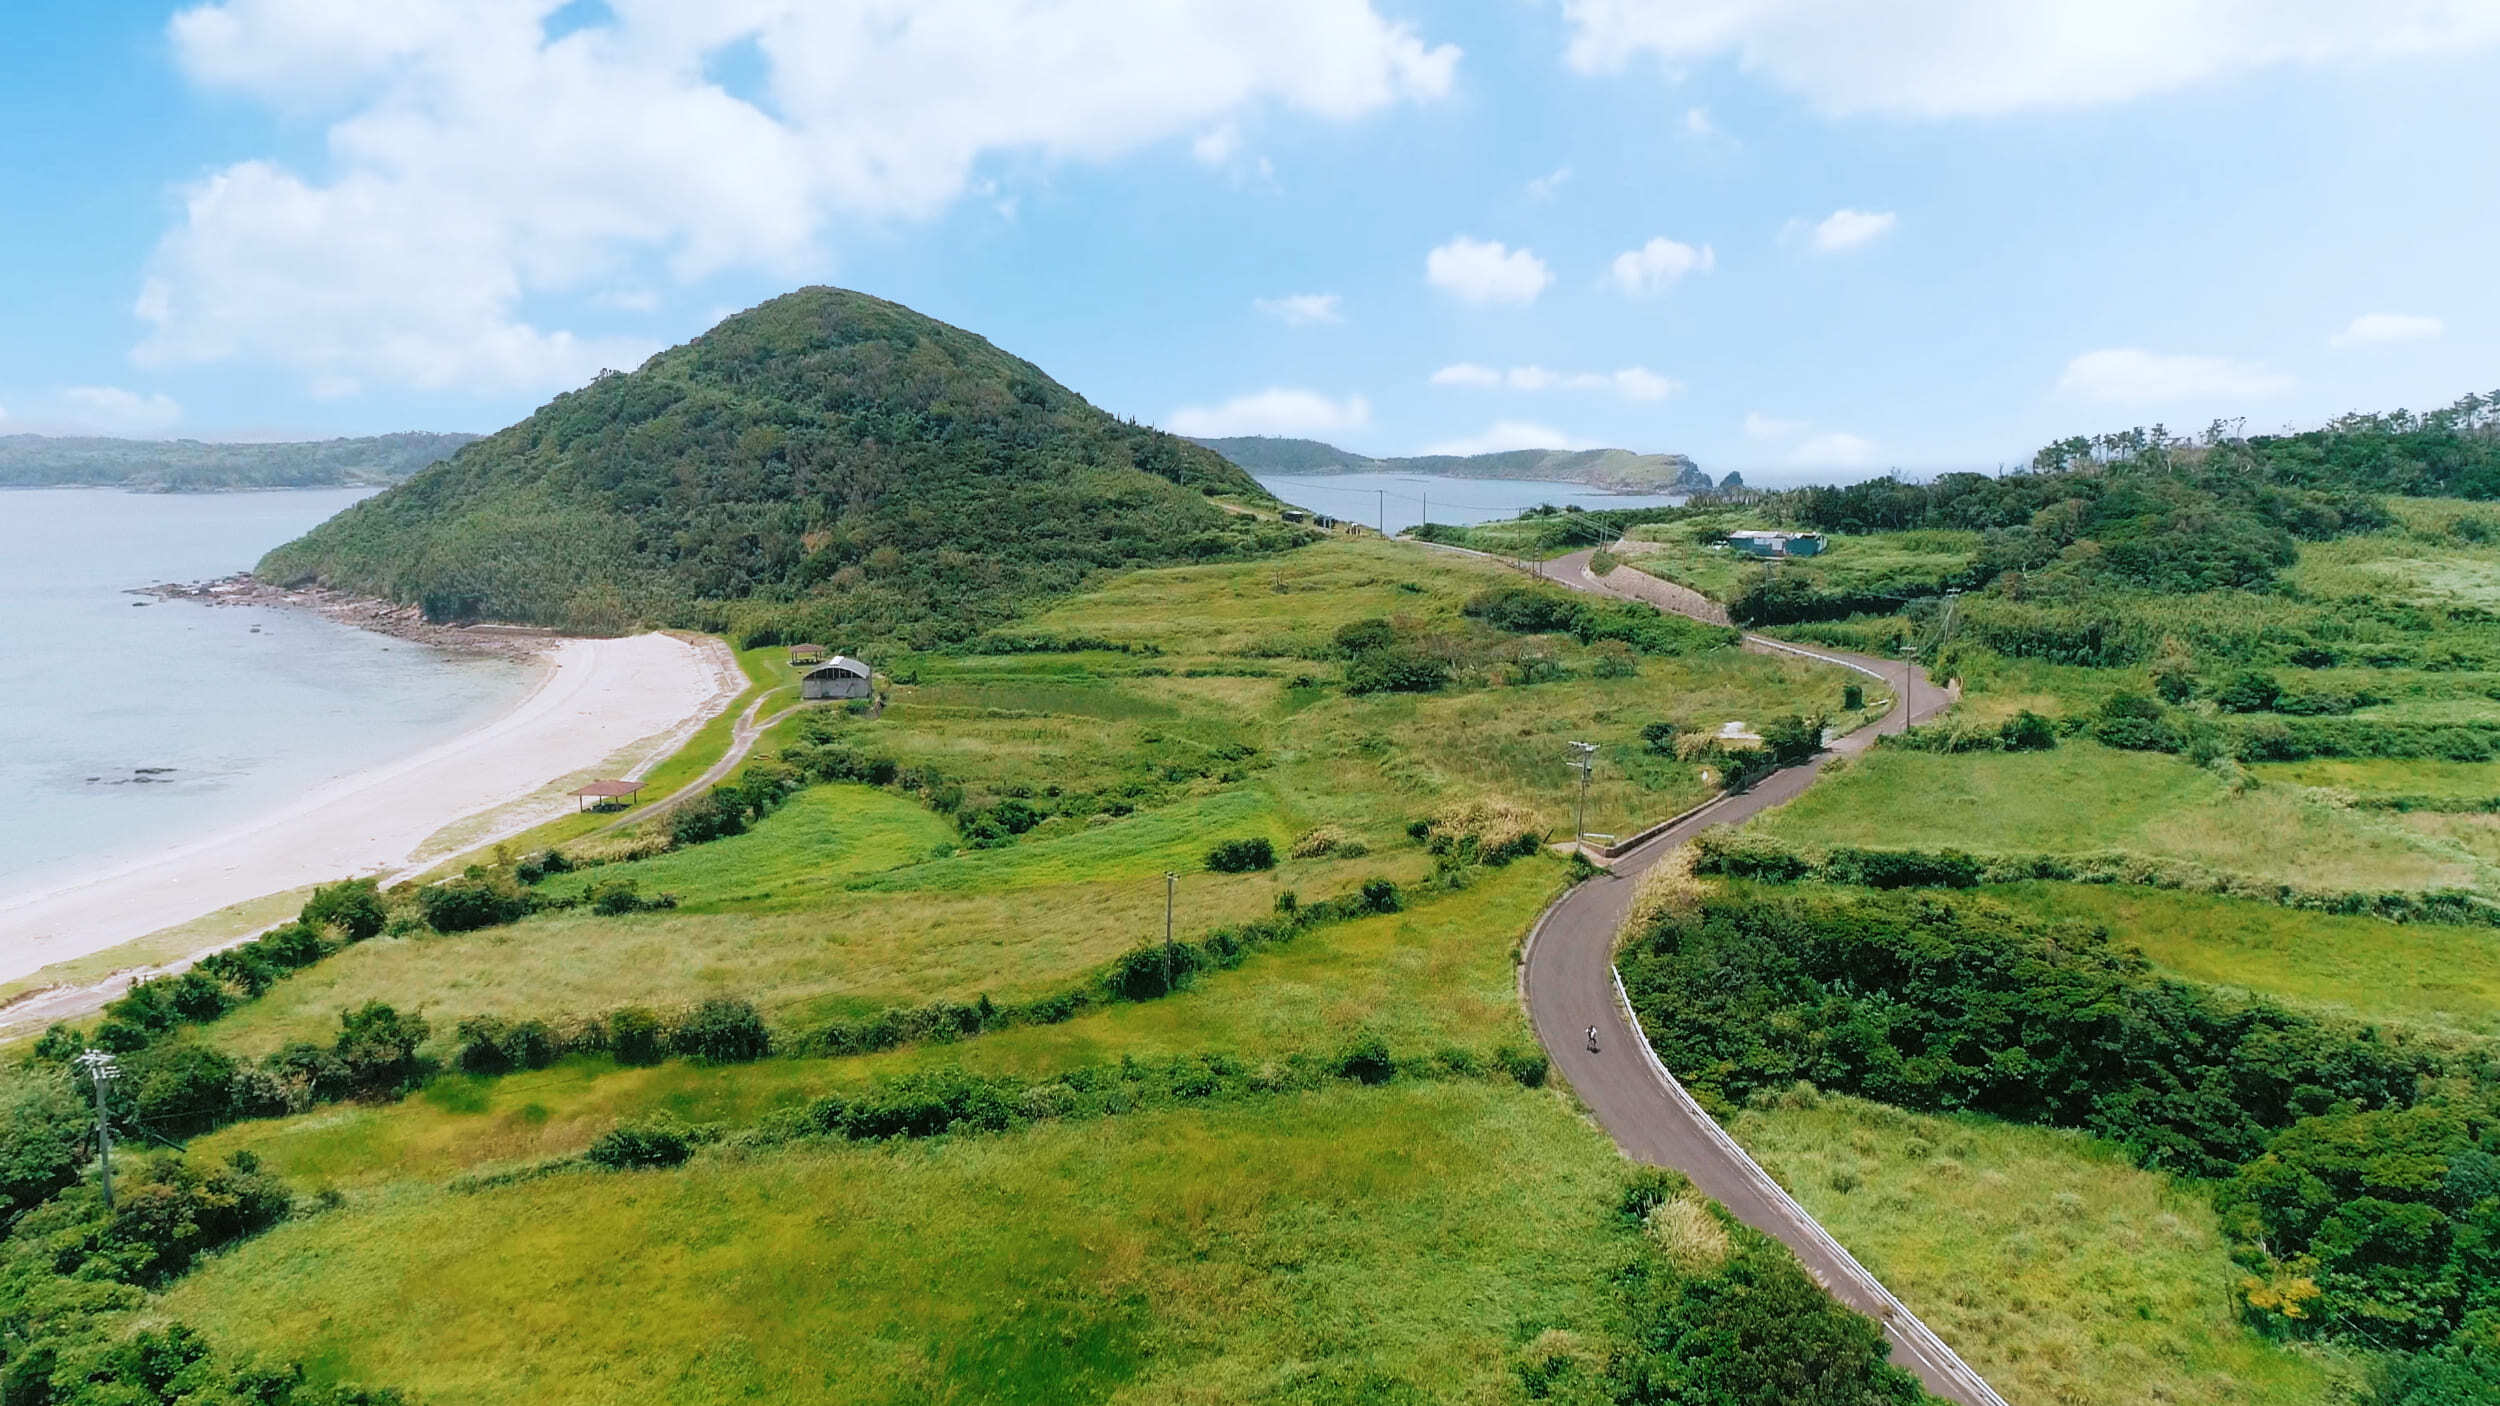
[1250,471,1683,536]
[0,489,531,900]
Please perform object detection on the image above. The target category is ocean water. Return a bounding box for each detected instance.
[0,489,532,901]
[1250,471,1685,537]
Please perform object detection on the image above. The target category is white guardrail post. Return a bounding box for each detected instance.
[1610,968,2012,1406]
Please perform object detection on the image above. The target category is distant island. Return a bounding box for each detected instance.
[0,431,478,491]
[1190,435,1738,494]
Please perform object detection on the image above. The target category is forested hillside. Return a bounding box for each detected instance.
[0,432,474,490]
[258,288,1298,645]
[1193,434,1723,492]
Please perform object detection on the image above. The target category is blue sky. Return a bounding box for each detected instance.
[3,1,2497,482]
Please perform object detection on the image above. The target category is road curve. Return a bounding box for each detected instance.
[1519,549,2004,1404]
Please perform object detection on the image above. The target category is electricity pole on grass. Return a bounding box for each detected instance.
[77,1049,118,1212]
[1162,871,1178,993]
[1567,741,1598,847]
[1376,489,1386,538]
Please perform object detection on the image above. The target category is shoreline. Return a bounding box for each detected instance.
[0,626,742,990]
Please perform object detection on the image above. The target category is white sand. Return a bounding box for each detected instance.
[0,631,742,985]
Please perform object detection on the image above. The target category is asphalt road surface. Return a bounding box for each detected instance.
[1520,548,2007,1405]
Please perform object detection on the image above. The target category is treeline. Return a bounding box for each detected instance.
[258,288,1305,650]
[0,432,473,491]
[1618,885,2499,1389]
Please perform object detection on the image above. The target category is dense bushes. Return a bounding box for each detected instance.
[1464,583,1736,655]
[1204,836,1276,872]
[1688,828,2500,927]
[417,875,533,933]
[1620,887,2438,1179]
[1616,883,2499,1373]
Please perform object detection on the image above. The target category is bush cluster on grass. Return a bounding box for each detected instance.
[1578,1169,1930,1406]
[0,1142,406,1404]
[1463,583,1736,655]
[1415,797,1545,866]
[1288,826,1367,859]
[1618,882,2500,1377]
[1883,710,2058,755]
[1204,836,1276,872]
[1689,828,2500,927]
[810,874,1420,1055]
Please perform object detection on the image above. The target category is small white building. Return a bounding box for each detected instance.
[1727,530,1826,558]
[801,655,873,700]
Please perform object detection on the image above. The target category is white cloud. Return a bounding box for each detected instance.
[2331,312,2444,347]
[1787,208,1895,253]
[1166,388,1371,437]
[1743,410,1806,440]
[1430,363,1682,401]
[1422,420,1593,456]
[1431,363,1504,389]
[1789,431,1875,468]
[1681,106,1717,137]
[1425,236,1553,305]
[1192,122,1244,167]
[1254,292,1345,326]
[62,386,184,434]
[1526,166,1572,200]
[1559,1,2500,117]
[142,1,1461,396]
[1607,236,1715,296]
[2056,348,2294,405]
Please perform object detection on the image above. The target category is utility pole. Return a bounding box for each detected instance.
[77,1049,118,1212]
[1421,488,1428,532]
[1162,871,1177,992]
[1901,644,1919,733]
[1377,489,1386,538]
[1566,741,1598,846]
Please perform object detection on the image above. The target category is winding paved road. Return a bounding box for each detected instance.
[1517,549,2005,1405]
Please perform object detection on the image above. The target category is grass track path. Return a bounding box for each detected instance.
[1504,544,2005,1405]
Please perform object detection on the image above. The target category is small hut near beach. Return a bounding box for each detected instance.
[801,655,873,701]
[788,643,828,666]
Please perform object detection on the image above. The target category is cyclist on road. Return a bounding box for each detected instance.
[1586,1024,1601,1053]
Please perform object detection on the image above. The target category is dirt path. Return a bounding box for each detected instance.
[585,694,812,839]
[1511,546,2004,1405]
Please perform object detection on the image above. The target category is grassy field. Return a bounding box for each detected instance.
[1975,881,2500,1040]
[1733,1092,2354,1406]
[2286,500,2500,608]
[1749,741,2494,891]
[168,1082,1624,1406]
[192,857,1556,1188]
[1616,520,1978,606]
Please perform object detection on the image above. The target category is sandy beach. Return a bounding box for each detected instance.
[0,631,742,986]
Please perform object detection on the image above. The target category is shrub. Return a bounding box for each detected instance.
[1759,713,1827,766]
[130,1044,238,1136]
[1205,836,1277,873]
[1344,648,1449,694]
[588,878,673,916]
[1494,1042,1550,1088]
[333,1001,430,1094]
[670,998,771,1063]
[1360,878,1403,913]
[455,1016,559,1075]
[608,1006,667,1066]
[669,789,752,846]
[418,876,530,933]
[1333,1033,1395,1085]
[2214,670,2285,713]
[586,1122,694,1170]
[2091,691,2177,752]
[1842,682,1865,711]
[1107,942,1204,1001]
[301,878,389,942]
[1419,797,1543,864]
[1641,721,1679,755]
[1998,710,2058,751]
[1333,617,1398,657]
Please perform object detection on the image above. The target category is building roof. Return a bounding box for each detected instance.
[805,655,871,676]
[571,779,644,798]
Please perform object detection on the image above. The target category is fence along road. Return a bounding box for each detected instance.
[1513,547,2009,1406]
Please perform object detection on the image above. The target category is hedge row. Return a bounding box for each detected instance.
[1688,828,2500,927]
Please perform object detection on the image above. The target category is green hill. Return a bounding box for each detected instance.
[1192,434,1721,492]
[258,288,1295,645]
[0,431,475,490]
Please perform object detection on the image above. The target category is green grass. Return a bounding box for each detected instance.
[1976,881,2500,1040]
[1617,522,1978,605]
[167,1082,1622,1406]
[537,784,956,909]
[2250,756,2500,802]
[1733,1092,2355,1406]
[2287,505,2500,609]
[193,858,1558,1188]
[1752,742,2493,892]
